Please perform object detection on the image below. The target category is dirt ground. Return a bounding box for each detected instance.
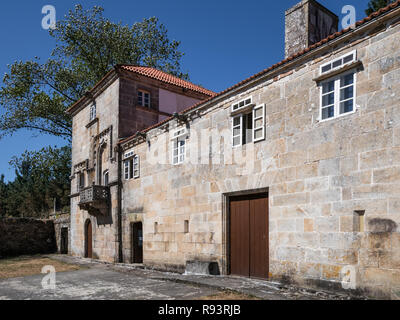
[0,256,81,279]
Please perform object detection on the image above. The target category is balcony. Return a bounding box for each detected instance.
[79,185,110,216]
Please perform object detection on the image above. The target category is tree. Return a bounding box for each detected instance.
[0,5,188,141]
[365,0,396,16]
[6,146,71,218]
[0,175,8,217]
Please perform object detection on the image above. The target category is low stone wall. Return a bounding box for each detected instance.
[0,218,57,258]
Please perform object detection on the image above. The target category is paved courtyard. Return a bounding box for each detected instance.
[0,255,365,300]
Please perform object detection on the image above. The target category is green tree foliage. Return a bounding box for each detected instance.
[4,146,71,218]
[0,175,8,217]
[0,5,187,141]
[365,0,396,16]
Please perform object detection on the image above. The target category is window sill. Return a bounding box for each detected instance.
[313,60,362,82]
[86,117,99,128]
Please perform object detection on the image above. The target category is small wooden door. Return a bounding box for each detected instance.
[230,194,269,278]
[132,222,143,263]
[60,228,68,254]
[85,220,93,258]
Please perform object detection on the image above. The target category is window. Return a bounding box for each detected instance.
[133,155,140,178]
[103,170,109,186]
[172,128,187,165]
[233,113,253,147]
[253,104,265,142]
[124,159,130,180]
[78,172,85,191]
[320,71,355,121]
[123,150,140,180]
[89,104,96,121]
[232,104,265,147]
[138,90,150,108]
[231,96,253,112]
[320,51,356,74]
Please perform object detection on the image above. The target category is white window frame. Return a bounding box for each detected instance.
[123,149,140,180]
[138,90,151,108]
[171,128,187,165]
[124,159,130,180]
[253,104,265,142]
[124,149,134,159]
[133,155,140,178]
[320,50,357,75]
[89,104,96,121]
[319,69,357,122]
[231,96,253,112]
[232,115,242,148]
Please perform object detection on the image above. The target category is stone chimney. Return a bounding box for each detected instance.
[285,0,339,58]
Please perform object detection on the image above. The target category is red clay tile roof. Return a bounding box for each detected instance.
[118,65,216,97]
[119,0,400,145]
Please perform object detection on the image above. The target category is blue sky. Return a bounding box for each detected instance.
[0,0,370,181]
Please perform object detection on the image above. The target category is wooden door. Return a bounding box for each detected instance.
[249,196,269,278]
[230,194,268,278]
[230,197,250,276]
[132,222,143,263]
[61,228,68,254]
[86,220,93,258]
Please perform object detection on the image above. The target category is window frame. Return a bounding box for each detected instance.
[252,104,266,143]
[138,89,151,108]
[133,155,140,179]
[171,128,187,165]
[232,115,243,148]
[320,50,357,75]
[124,159,130,180]
[123,150,140,180]
[319,69,357,122]
[231,96,253,113]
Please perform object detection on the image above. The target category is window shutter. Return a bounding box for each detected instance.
[134,155,140,178]
[253,104,265,142]
[232,116,242,147]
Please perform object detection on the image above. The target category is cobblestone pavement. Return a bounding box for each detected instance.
[0,255,368,300]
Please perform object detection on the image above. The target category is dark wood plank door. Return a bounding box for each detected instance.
[86,220,93,258]
[230,194,268,278]
[61,228,68,254]
[230,198,250,276]
[250,196,269,278]
[132,222,143,263]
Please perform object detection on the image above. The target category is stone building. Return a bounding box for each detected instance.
[67,0,400,298]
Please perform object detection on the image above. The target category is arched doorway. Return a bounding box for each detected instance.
[131,222,143,263]
[85,219,93,258]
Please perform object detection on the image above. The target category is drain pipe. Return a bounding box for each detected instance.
[117,144,123,263]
